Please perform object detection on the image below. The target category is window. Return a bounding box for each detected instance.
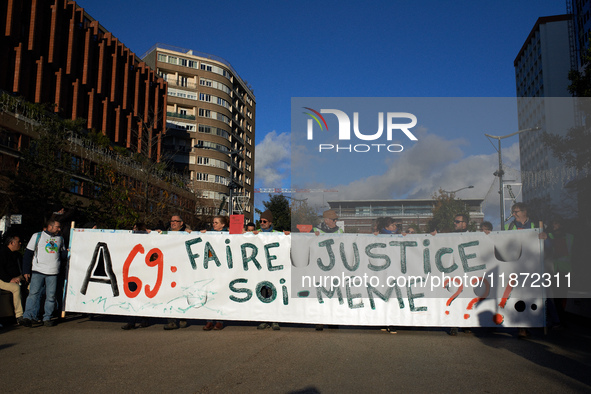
[216,113,230,124]
[196,140,229,152]
[70,179,81,194]
[198,125,230,139]
[197,157,230,170]
[179,58,187,67]
[219,83,231,95]
[168,56,178,65]
[157,54,167,62]
[199,93,211,102]
[215,175,229,185]
[217,128,229,138]
[198,108,211,117]
[179,76,188,87]
[188,60,198,69]
[201,63,212,71]
[217,97,229,108]
[200,78,213,87]
[71,156,82,171]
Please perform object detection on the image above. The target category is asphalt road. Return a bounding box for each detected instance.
[1,315,591,393]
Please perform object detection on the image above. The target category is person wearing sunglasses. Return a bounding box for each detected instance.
[313,210,344,235]
[453,214,468,233]
[258,210,279,233]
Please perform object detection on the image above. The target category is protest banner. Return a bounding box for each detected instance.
[65,229,548,327]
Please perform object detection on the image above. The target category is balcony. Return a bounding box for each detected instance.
[167,111,195,120]
[166,79,198,90]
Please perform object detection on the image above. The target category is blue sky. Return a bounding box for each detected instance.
[77,0,567,226]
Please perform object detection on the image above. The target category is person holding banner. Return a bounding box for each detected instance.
[164,215,191,330]
[505,203,539,339]
[373,217,399,235]
[505,203,535,230]
[202,215,228,331]
[313,210,344,235]
[312,209,344,331]
[373,217,400,334]
[122,223,151,330]
[480,221,493,234]
[256,210,283,331]
[21,219,67,327]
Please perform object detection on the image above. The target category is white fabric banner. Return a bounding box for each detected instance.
[66,229,546,327]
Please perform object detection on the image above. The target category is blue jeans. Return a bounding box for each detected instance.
[24,272,58,321]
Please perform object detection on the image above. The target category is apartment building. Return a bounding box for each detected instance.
[143,44,256,221]
[514,15,577,217]
[0,0,199,228]
[0,0,166,160]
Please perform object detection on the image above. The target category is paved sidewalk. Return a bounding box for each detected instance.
[1,314,591,393]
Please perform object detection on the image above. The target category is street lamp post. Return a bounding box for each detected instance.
[442,185,474,196]
[194,142,244,215]
[485,127,540,229]
[441,185,474,221]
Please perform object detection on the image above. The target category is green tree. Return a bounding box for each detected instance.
[2,93,199,232]
[256,194,291,231]
[290,199,319,231]
[83,164,139,229]
[10,111,75,232]
[428,189,475,233]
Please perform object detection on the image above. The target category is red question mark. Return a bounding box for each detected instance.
[464,277,491,319]
[493,284,514,325]
[444,277,464,315]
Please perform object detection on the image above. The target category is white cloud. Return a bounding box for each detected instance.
[295,132,522,230]
[254,131,291,187]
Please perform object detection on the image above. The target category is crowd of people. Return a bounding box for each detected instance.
[0,203,574,338]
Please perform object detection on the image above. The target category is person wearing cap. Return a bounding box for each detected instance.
[259,210,280,233]
[312,209,343,331]
[313,210,344,235]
